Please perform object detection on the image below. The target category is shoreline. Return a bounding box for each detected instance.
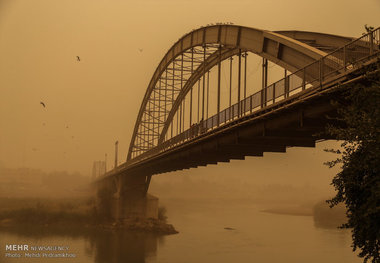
[0,217,178,235]
[260,208,313,217]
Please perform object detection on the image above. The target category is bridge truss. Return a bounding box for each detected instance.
[127,25,379,164]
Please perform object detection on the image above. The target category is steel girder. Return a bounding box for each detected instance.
[127,25,355,160]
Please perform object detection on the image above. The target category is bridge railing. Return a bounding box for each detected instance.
[127,27,380,166]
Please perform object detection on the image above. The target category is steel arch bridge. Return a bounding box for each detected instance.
[127,25,378,160]
[93,25,380,222]
[99,25,379,192]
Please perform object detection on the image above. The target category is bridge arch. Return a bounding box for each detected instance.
[127,25,351,160]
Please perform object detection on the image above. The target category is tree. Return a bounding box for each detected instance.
[325,71,380,263]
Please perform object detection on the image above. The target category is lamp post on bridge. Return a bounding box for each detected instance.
[105,153,107,173]
[115,141,118,169]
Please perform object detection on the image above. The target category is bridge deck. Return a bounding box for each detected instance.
[98,27,380,180]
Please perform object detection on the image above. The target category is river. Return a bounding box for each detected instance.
[0,198,360,263]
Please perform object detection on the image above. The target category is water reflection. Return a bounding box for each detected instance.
[312,201,347,230]
[0,226,159,263]
[87,230,158,263]
[313,216,344,229]
[0,200,359,263]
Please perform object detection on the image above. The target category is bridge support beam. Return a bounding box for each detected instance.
[96,174,158,224]
[115,174,157,223]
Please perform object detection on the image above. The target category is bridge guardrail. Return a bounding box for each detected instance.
[127,27,380,166]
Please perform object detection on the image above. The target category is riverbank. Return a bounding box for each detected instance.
[0,197,178,235]
[259,200,347,228]
[102,218,178,234]
[260,206,313,216]
[0,216,178,235]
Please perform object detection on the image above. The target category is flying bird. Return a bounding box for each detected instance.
[40,101,46,108]
[76,56,81,61]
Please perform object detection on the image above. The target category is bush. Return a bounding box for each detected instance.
[158,206,167,222]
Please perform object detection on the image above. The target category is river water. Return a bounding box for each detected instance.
[0,198,361,263]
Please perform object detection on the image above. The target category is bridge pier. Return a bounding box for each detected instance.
[96,174,158,223]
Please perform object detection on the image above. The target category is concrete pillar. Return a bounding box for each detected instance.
[114,174,158,223]
[96,173,158,223]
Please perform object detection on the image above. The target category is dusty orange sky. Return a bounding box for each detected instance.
[0,0,379,177]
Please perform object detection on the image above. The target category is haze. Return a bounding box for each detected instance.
[0,0,379,188]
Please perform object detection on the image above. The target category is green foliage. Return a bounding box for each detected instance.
[325,73,380,263]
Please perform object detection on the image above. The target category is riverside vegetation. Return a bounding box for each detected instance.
[0,166,177,235]
[0,197,177,234]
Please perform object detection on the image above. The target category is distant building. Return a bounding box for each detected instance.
[92,161,106,179]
